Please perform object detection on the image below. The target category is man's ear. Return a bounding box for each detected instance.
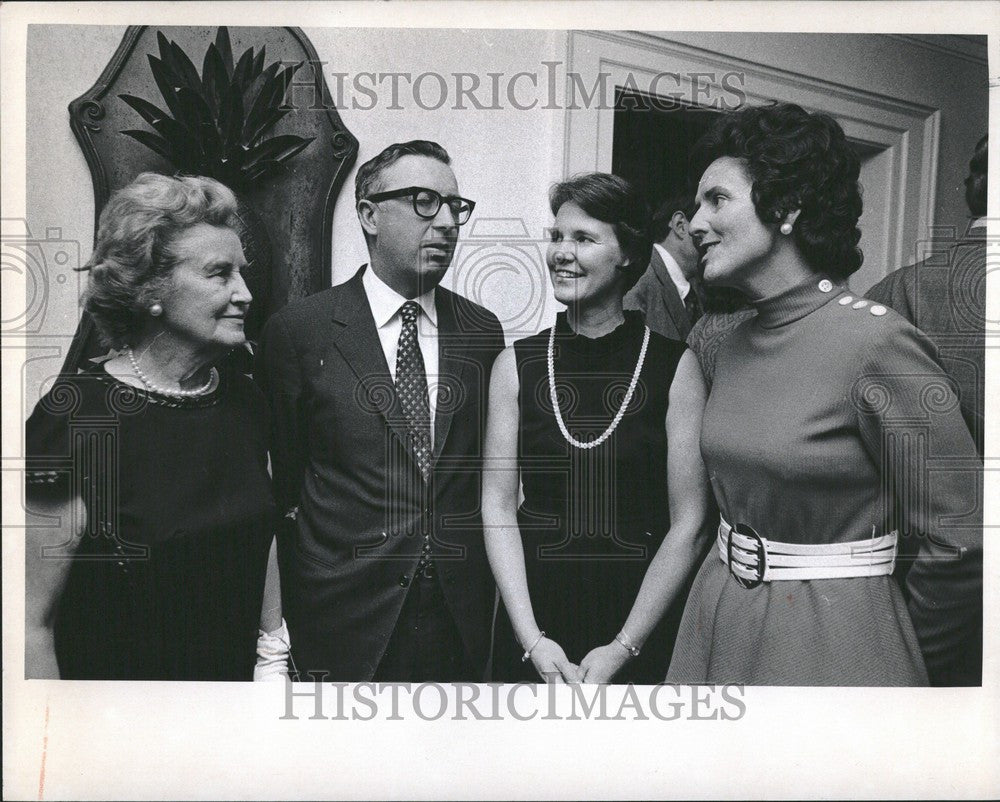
[357,200,379,238]
[671,211,690,239]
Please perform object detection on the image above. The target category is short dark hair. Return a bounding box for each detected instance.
[965,134,988,218]
[83,173,238,348]
[650,190,698,243]
[354,140,451,204]
[549,172,652,292]
[690,102,864,280]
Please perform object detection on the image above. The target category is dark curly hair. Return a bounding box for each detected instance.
[549,172,652,292]
[690,102,864,280]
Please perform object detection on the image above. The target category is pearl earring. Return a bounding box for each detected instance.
[780,222,793,235]
[149,302,163,317]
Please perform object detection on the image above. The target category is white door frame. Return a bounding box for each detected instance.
[561,30,940,291]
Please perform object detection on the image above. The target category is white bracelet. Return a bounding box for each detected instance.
[521,630,546,662]
[615,630,641,658]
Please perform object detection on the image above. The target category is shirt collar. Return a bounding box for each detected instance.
[362,264,438,329]
[654,243,690,300]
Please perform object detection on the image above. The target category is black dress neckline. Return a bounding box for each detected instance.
[94,362,224,409]
[553,310,645,356]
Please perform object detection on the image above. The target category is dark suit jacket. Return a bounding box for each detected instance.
[867,226,985,457]
[256,265,505,680]
[866,226,984,686]
[623,247,692,341]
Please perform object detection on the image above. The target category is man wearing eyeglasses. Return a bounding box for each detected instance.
[257,140,505,682]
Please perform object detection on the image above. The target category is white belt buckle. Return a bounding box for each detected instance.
[727,522,766,588]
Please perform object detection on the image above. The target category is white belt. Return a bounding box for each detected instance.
[716,516,897,586]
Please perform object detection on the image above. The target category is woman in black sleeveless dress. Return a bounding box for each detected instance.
[483,173,710,684]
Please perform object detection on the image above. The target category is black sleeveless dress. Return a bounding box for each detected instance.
[25,364,276,680]
[492,311,687,683]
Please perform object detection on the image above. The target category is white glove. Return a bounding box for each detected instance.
[253,618,291,681]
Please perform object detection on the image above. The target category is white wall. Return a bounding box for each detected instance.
[25,26,131,410]
[306,27,565,334]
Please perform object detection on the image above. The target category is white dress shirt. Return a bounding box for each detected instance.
[654,242,690,301]
[362,265,440,445]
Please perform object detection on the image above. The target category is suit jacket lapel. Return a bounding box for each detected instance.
[431,288,470,463]
[649,248,691,338]
[329,267,416,466]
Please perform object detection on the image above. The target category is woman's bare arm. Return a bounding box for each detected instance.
[26,494,85,679]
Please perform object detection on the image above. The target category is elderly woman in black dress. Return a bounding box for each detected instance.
[483,173,710,684]
[666,103,982,686]
[26,173,286,680]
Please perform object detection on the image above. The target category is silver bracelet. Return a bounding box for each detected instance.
[615,630,641,658]
[521,630,546,662]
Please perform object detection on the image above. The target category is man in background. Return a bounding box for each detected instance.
[868,134,987,457]
[624,191,703,340]
[866,133,987,686]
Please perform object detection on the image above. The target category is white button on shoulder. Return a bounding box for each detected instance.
[870,304,888,316]
[852,299,869,309]
[818,279,834,293]
[838,295,854,305]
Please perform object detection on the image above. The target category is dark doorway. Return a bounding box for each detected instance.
[611,88,722,214]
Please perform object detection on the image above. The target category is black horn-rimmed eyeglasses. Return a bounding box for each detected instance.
[365,186,476,225]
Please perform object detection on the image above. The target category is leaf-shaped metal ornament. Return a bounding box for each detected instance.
[121,129,176,162]
[146,54,186,121]
[126,98,195,150]
[232,48,255,91]
[118,93,171,128]
[251,46,266,79]
[243,62,283,137]
[245,108,287,146]
[215,26,235,80]
[175,86,222,166]
[169,40,203,93]
[245,134,314,168]
[243,158,285,183]
[122,27,315,189]
[201,43,224,115]
[156,31,173,69]
[222,90,246,164]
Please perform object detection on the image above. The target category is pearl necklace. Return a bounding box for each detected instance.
[547,322,650,450]
[126,346,217,398]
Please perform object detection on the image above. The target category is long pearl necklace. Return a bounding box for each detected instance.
[126,346,217,398]
[547,321,650,450]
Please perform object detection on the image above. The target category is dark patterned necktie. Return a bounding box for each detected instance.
[684,288,702,326]
[395,301,432,481]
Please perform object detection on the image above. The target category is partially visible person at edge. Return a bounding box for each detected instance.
[25,173,285,680]
[624,190,705,340]
[483,172,710,684]
[868,133,987,458]
[665,103,982,686]
[864,134,987,685]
